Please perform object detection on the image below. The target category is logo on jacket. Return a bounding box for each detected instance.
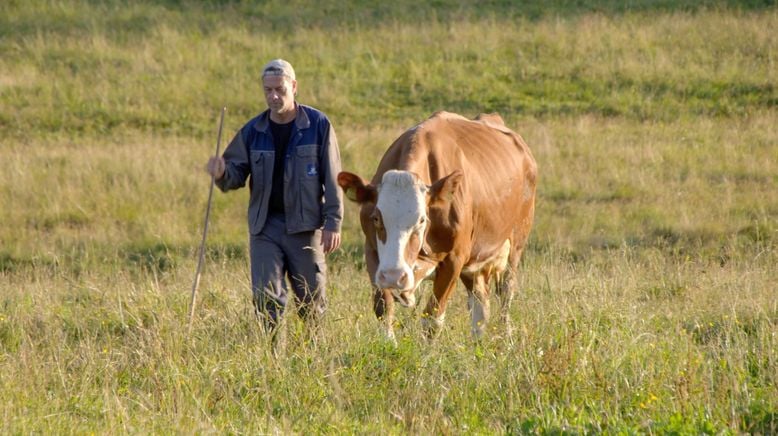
[306,164,318,177]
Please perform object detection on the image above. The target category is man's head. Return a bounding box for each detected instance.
[262,59,297,122]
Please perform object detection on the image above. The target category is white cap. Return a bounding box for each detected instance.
[261,59,295,81]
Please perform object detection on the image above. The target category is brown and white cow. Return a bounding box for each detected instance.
[337,111,537,341]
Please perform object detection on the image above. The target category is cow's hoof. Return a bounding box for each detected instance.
[421,314,444,339]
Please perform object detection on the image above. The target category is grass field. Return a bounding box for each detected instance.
[1,1,776,433]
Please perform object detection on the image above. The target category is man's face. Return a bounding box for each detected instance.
[263,75,296,119]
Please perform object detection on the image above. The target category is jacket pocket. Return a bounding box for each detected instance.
[250,150,273,190]
[295,144,319,180]
[294,145,322,225]
[299,177,322,219]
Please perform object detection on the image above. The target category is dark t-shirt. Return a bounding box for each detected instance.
[268,118,294,214]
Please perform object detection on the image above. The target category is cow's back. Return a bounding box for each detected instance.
[373,112,534,184]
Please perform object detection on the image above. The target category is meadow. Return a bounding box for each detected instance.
[1,0,776,433]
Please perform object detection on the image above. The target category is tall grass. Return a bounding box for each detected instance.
[1,1,776,433]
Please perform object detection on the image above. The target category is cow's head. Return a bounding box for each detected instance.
[338,169,462,307]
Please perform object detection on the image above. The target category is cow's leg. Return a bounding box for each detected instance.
[373,286,396,344]
[464,272,490,339]
[496,247,523,338]
[500,195,535,338]
[495,270,514,337]
[365,244,397,343]
[422,255,463,339]
[467,273,489,339]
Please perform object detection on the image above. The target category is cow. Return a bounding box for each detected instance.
[337,111,537,342]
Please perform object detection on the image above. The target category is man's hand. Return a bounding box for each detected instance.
[206,156,225,180]
[321,230,341,254]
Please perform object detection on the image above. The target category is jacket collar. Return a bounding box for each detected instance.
[253,102,310,132]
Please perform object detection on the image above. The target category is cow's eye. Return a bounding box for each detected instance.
[418,216,426,226]
[372,215,382,228]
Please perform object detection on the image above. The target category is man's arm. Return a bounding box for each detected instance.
[321,230,341,254]
[319,120,344,234]
[211,130,251,192]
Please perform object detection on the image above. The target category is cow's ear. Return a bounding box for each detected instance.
[428,170,463,206]
[338,171,377,204]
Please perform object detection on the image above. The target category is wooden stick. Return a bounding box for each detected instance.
[188,106,226,334]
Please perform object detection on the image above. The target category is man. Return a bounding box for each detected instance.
[206,59,343,338]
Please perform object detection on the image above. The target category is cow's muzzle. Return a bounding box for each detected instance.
[377,267,412,290]
[391,288,417,308]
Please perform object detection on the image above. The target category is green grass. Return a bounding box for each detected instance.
[2,2,775,138]
[1,0,777,433]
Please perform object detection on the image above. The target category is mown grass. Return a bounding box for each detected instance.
[1,0,777,433]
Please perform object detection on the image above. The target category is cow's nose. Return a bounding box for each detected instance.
[378,269,408,289]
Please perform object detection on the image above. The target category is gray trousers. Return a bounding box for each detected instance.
[250,213,326,331]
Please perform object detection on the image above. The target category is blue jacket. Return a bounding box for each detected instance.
[216,104,343,235]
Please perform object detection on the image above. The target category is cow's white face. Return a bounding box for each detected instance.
[338,168,462,309]
[373,170,429,306]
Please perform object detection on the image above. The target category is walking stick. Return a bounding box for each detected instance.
[188,106,226,334]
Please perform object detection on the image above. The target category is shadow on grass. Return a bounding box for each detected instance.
[0,252,49,274]
[121,240,248,273]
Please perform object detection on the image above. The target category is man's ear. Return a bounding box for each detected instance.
[428,170,463,207]
[338,171,377,204]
